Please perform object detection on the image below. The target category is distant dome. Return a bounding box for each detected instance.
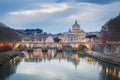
[72,20,80,28]
[46,36,54,43]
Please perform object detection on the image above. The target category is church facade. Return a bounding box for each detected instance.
[61,21,87,43]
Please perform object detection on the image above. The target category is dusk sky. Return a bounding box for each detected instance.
[0,0,120,33]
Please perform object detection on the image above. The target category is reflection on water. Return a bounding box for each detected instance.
[0,49,120,80]
[0,56,20,80]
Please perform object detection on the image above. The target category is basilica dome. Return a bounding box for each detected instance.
[46,36,54,43]
[72,20,80,28]
[72,20,80,33]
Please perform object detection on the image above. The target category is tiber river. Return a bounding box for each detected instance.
[0,48,120,80]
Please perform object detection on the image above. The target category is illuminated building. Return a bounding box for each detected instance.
[62,20,87,43]
[46,36,54,43]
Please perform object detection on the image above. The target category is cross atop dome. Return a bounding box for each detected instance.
[75,20,77,24]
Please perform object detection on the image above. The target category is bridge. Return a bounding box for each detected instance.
[14,41,91,49]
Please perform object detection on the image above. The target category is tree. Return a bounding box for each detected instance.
[86,35,97,38]
[78,45,87,52]
[53,37,61,43]
[35,28,43,34]
[101,14,120,42]
[25,29,32,35]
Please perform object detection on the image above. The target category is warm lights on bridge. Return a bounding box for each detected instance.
[85,44,91,49]
[71,44,79,49]
[14,43,20,48]
[6,42,13,47]
[0,43,4,47]
[0,42,14,48]
[56,44,62,49]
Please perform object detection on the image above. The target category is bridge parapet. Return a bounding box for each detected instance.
[14,41,91,49]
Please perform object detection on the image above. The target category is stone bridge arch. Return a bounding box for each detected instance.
[14,41,91,49]
[20,51,34,59]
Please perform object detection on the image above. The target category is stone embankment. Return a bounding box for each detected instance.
[87,50,120,66]
[0,50,21,67]
[91,44,120,57]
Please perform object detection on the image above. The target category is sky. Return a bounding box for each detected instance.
[0,0,120,33]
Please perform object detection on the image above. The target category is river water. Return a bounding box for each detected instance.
[0,49,120,80]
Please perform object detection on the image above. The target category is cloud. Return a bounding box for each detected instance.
[64,2,120,31]
[0,1,120,33]
[67,2,120,21]
[9,3,69,16]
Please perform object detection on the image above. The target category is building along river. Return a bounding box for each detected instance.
[0,48,120,80]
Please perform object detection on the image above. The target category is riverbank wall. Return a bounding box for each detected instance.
[0,50,20,67]
[86,50,120,66]
[91,44,120,57]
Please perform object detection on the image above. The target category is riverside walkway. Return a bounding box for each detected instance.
[87,50,120,66]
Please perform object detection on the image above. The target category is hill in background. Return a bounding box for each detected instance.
[0,23,21,42]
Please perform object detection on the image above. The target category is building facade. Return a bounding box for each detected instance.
[61,21,87,43]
